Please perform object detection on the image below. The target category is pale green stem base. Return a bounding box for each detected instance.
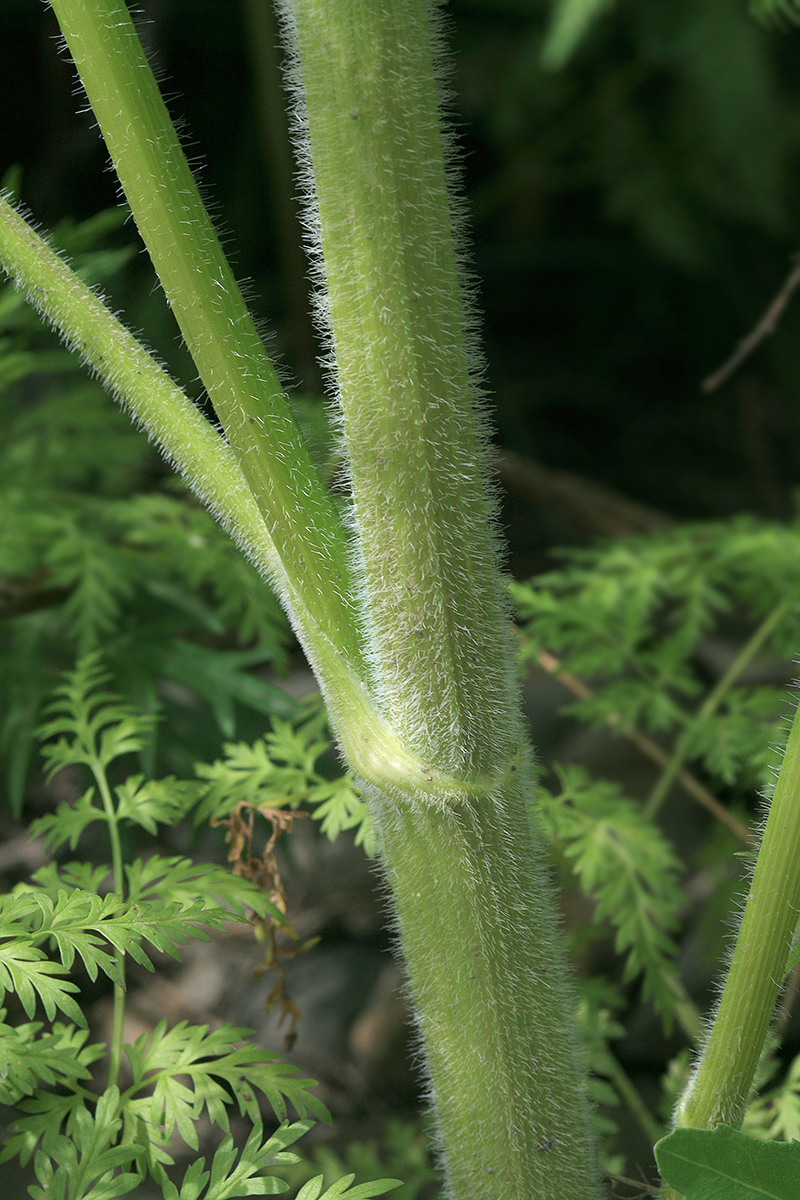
[369,756,601,1200]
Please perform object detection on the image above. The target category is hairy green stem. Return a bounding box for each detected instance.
[48,0,367,682]
[280,2,601,1195]
[366,754,600,1198]
[239,0,319,387]
[2,1,605,1193]
[646,596,792,817]
[675,693,800,1132]
[0,194,363,712]
[281,0,513,774]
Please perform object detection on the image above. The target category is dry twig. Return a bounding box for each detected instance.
[535,648,754,847]
[703,255,800,392]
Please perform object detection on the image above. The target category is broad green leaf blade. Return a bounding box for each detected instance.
[655,1124,800,1198]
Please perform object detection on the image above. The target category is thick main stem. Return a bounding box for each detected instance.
[370,758,600,1198]
[281,2,601,1194]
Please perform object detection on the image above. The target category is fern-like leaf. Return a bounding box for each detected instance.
[194,707,375,852]
[0,889,236,999]
[123,854,285,923]
[29,787,107,853]
[745,1050,800,1142]
[38,651,155,779]
[295,1175,402,1200]
[308,778,376,856]
[121,1021,329,1162]
[113,774,204,834]
[537,765,685,1027]
[0,1088,85,1166]
[0,1015,101,1105]
[160,1121,309,1200]
[26,1089,143,1200]
[0,939,82,1024]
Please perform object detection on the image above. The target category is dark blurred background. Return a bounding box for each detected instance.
[3,0,800,558]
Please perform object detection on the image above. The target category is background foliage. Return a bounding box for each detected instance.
[3,0,800,1196]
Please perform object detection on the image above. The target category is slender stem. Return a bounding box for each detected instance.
[239,0,319,388]
[91,760,126,1090]
[675,691,800,1131]
[646,596,792,817]
[47,0,367,681]
[0,194,366,713]
[602,1048,663,1148]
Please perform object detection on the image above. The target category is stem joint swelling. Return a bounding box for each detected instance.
[1,0,605,1194]
[341,709,528,815]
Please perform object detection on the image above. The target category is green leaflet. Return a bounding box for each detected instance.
[0,652,393,1196]
[536,765,685,1029]
[26,1090,143,1200]
[122,1020,329,1134]
[513,519,799,794]
[750,0,800,26]
[655,1124,800,1198]
[294,1176,402,1200]
[161,1122,310,1199]
[0,1016,101,1107]
[745,1051,800,1142]
[194,703,377,856]
[541,0,619,69]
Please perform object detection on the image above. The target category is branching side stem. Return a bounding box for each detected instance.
[675,692,800,1131]
[646,596,793,816]
[47,0,368,683]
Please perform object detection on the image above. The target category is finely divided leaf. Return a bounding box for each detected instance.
[121,1021,329,1157]
[0,941,82,1024]
[38,651,155,777]
[655,1124,800,1199]
[0,889,232,995]
[29,786,106,853]
[307,779,376,856]
[26,1088,143,1200]
[193,713,371,851]
[0,1017,100,1105]
[114,774,204,834]
[537,765,685,1026]
[294,1176,402,1200]
[160,1122,309,1199]
[124,854,284,923]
